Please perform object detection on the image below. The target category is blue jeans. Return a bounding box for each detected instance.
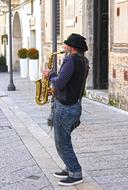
[53,98,82,178]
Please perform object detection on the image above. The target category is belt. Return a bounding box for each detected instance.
[55,97,80,105]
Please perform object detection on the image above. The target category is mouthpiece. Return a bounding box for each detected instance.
[59,50,65,54]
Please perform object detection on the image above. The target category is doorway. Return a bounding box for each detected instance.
[93,0,109,89]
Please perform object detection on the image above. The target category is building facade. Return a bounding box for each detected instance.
[0,0,42,72]
[40,0,94,88]
[109,0,128,111]
[40,0,109,90]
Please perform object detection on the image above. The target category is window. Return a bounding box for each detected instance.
[65,0,75,26]
[117,7,120,16]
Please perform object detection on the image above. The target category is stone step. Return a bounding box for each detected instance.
[86,90,109,105]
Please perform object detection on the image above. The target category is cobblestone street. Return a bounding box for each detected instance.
[0,72,128,190]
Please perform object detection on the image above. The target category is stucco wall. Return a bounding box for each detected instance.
[109,52,128,111]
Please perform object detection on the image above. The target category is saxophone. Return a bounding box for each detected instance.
[35,51,64,105]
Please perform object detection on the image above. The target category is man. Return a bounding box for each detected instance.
[43,33,89,186]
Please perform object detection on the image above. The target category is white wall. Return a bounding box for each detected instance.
[4,0,42,72]
[33,0,42,75]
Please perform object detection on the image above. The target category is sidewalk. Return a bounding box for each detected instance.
[0,105,54,190]
[0,72,128,190]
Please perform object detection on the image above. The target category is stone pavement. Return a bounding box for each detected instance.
[0,107,54,190]
[0,72,128,190]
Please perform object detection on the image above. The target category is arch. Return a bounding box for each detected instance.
[13,11,22,71]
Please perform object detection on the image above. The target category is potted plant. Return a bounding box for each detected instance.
[0,55,8,72]
[28,48,39,81]
[17,48,28,78]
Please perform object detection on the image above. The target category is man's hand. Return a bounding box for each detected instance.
[47,87,54,96]
[43,69,51,79]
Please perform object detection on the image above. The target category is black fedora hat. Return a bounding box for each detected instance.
[64,33,88,51]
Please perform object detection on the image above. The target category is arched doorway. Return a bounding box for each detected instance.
[13,12,22,71]
[93,0,109,89]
